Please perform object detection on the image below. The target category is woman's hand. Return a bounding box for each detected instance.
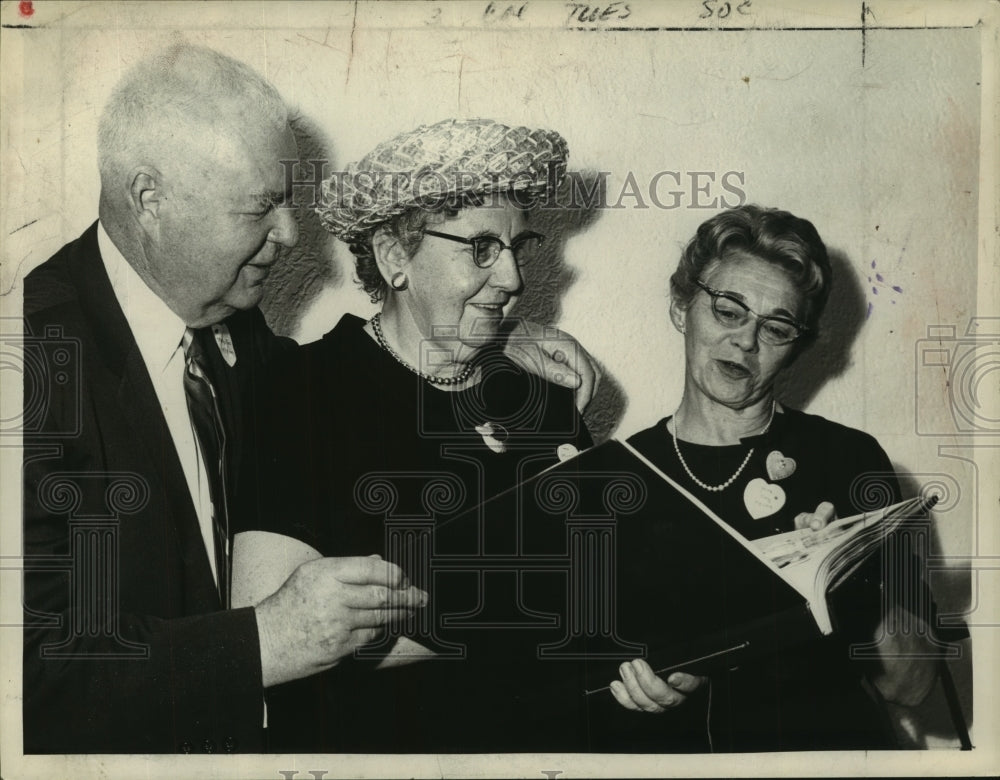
[502,319,599,413]
[794,500,836,531]
[608,659,707,713]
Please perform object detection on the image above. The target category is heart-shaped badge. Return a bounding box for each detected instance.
[765,450,797,481]
[744,478,786,519]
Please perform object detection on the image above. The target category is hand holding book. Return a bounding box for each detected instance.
[610,660,707,713]
[606,498,846,714]
[793,500,836,531]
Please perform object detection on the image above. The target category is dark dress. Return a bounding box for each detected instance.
[239,314,597,752]
[627,409,945,751]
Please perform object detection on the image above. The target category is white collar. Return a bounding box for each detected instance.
[97,221,188,374]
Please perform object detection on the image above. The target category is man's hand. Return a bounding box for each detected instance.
[794,500,836,531]
[255,555,428,688]
[608,659,707,713]
[502,319,598,413]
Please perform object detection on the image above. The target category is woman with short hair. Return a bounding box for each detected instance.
[613,204,956,751]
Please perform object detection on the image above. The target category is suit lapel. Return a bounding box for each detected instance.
[70,224,221,610]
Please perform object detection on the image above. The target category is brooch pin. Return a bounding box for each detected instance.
[765,450,796,481]
[556,443,579,462]
[475,422,509,454]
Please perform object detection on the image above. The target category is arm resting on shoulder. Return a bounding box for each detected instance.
[502,319,599,413]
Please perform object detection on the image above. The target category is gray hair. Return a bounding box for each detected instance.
[671,204,832,336]
[97,43,288,192]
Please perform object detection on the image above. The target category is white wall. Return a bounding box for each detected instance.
[2,0,995,755]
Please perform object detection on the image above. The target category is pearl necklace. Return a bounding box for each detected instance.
[670,401,776,493]
[370,312,476,386]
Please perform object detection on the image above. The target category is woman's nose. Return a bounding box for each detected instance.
[490,247,523,294]
[731,318,761,352]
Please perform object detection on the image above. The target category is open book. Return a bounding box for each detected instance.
[379,439,936,701]
[621,438,939,638]
[752,494,938,635]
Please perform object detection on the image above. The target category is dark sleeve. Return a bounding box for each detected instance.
[575,404,595,451]
[557,385,594,452]
[233,344,325,552]
[22,381,264,754]
[827,427,967,645]
[542,378,593,451]
[834,428,902,516]
[23,576,264,755]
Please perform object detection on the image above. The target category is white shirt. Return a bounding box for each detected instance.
[97,222,220,587]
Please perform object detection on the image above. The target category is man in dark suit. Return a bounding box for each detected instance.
[21,43,428,754]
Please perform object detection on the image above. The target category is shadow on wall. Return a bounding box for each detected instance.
[260,112,340,338]
[894,467,974,746]
[582,370,628,444]
[774,246,973,745]
[775,248,864,409]
[512,172,628,443]
[885,638,973,748]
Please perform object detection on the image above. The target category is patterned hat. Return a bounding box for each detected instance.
[316,118,568,242]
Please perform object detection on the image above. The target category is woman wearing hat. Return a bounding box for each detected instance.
[232,119,594,751]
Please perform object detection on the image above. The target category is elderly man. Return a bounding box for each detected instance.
[21,44,432,754]
[22,43,595,754]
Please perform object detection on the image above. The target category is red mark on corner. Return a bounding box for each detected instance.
[19,0,35,17]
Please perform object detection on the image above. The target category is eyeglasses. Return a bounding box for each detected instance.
[422,229,546,269]
[694,279,808,346]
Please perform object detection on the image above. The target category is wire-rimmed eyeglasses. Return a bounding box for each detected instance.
[694,279,809,346]
[423,229,545,269]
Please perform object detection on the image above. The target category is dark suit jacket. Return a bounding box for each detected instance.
[22,222,288,753]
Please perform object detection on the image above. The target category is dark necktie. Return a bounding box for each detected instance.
[182,327,230,608]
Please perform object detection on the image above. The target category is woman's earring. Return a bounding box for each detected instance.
[390,272,408,291]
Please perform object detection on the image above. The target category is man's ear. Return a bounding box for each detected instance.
[129,167,163,222]
[371,226,410,284]
[669,296,688,334]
